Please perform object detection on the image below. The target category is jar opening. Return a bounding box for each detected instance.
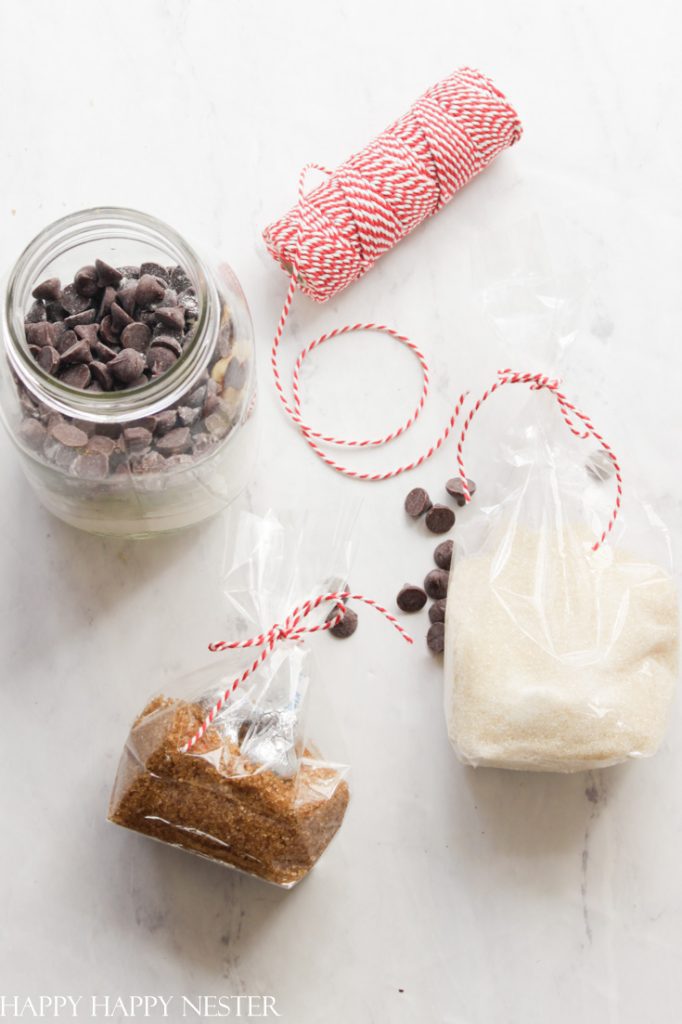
[3,207,219,423]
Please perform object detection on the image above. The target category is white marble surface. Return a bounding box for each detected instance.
[1,1,681,1021]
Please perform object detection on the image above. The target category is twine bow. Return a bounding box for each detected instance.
[180,591,413,753]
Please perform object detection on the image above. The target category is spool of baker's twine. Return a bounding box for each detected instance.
[263,66,522,481]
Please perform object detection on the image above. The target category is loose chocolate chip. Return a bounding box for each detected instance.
[60,284,92,316]
[49,421,88,448]
[109,348,146,384]
[74,323,99,346]
[153,409,177,434]
[326,604,358,639]
[74,265,99,298]
[428,599,447,624]
[59,363,92,389]
[445,477,476,507]
[140,262,169,283]
[95,259,123,287]
[25,321,54,347]
[19,418,47,450]
[25,300,47,323]
[150,333,182,357]
[122,426,153,452]
[425,504,455,534]
[90,361,113,391]
[32,277,61,301]
[110,301,134,333]
[155,426,191,455]
[405,487,432,518]
[60,338,92,365]
[37,345,60,374]
[147,345,177,376]
[154,305,185,332]
[120,322,151,352]
[71,451,109,479]
[135,274,166,308]
[426,622,445,654]
[397,584,427,612]
[424,568,449,600]
[64,308,96,329]
[434,539,454,571]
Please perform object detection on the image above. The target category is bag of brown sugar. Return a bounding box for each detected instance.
[444,373,679,773]
[110,508,379,887]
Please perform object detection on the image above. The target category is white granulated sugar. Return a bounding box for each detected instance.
[444,529,679,772]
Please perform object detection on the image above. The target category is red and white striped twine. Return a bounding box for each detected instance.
[265,67,520,482]
[455,369,623,550]
[179,592,413,753]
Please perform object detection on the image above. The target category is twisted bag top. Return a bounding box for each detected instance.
[263,67,522,302]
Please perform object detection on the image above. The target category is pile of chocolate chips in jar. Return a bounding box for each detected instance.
[398,477,476,654]
[17,259,248,479]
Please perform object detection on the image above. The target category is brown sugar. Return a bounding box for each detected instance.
[109,696,350,887]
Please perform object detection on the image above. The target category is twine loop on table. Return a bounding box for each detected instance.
[455,369,623,550]
[180,592,413,753]
[264,67,520,481]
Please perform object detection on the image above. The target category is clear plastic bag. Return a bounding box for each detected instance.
[109,508,356,887]
[444,384,679,773]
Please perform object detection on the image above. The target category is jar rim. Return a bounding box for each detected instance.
[3,206,219,422]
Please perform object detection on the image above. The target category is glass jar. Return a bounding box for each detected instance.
[0,208,257,537]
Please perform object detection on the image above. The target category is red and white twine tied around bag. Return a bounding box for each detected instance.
[455,369,623,551]
[264,67,522,481]
[179,592,413,753]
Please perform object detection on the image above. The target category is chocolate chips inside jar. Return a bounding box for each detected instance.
[0,208,258,536]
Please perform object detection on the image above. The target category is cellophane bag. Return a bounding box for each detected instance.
[109,508,355,887]
[444,227,679,772]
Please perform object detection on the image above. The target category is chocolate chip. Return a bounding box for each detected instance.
[179,289,199,320]
[184,384,206,409]
[425,504,455,534]
[147,346,177,376]
[434,540,454,571]
[122,426,153,452]
[150,333,182,357]
[71,451,109,479]
[397,584,427,612]
[204,411,230,438]
[155,426,191,455]
[445,477,476,507]
[154,305,185,332]
[110,301,134,333]
[153,409,177,434]
[98,315,117,345]
[64,308,96,329]
[86,434,116,456]
[25,321,54,347]
[116,284,138,316]
[192,432,214,456]
[224,359,247,391]
[60,338,92,365]
[120,322,151,352]
[109,348,146,383]
[37,345,60,374]
[90,361,113,391]
[32,277,61,301]
[49,421,88,448]
[135,274,166,308]
[25,300,47,323]
[140,262,169,283]
[424,569,449,600]
[54,329,77,355]
[91,340,117,362]
[326,604,358,639]
[45,300,65,322]
[59,364,92,389]
[426,622,445,654]
[428,599,447,624]
[170,266,191,292]
[126,375,149,389]
[60,284,92,316]
[19,418,47,450]
[74,323,99,346]
[95,259,123,287]
[405,487,432,518]
[131,450,167,474]
[74,265,99,298]
[177,405,200,427]
[117,265,140,281]
[98,286,117,319]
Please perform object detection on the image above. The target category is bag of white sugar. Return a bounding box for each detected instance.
[444,372,679,772]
